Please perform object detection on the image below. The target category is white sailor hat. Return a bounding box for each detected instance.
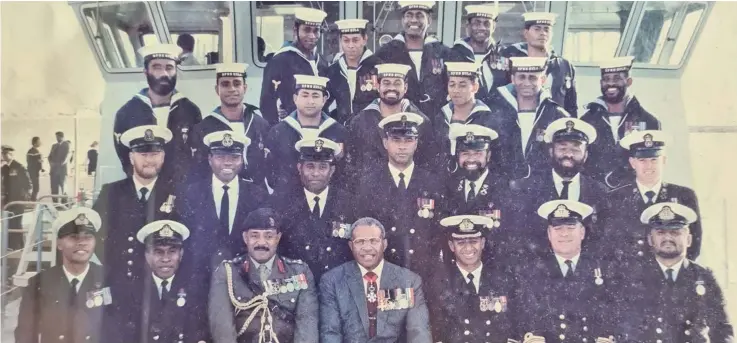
[136,220,190,245]
[509,57,548,73]
[53,208,101,238]
[138,44,182,62]
[465,4,498,20]
[445,62,480,78]
[335,19,369,34]
[1,145,14,153]
[378,112,424,137]
[120,125,173,152]
[203,130,250,155]
[440,215,495,239]
[619,130,668,158]
[544,118,597,144]
[294,74,330,91]
[295,138,342,162]
[522,12,557,27]
[294,7,327,26]
[537,200,593,226]
[398,1,435,12]
[376,63,412,79]
[215,63,248,79]
[600,56,635,75]
[448,124,498,156]
[640,202,697,230]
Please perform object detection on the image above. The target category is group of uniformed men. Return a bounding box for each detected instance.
[15,2,733,343]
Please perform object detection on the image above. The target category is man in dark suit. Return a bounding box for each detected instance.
[209,208,319,343]
[2,145,31,248]
[599,130,703,261]
[48,131,71,203]
[319,217,432,343]
[427,215,516,343]
[271,138,354,282]
[93,125,178,285]
[26,137,43,200]
[15,208,110,343]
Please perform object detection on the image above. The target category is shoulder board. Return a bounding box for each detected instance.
[282,257,304,265]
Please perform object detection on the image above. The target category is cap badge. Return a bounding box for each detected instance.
[314,139,324,152]
[400,115,408,125]
[459,218,475,232]
[565,120,575,133]
[465,131,475,144]
[657,206,675,221]
[144,129,155,142]
[553,204,571,218]
[268,217,276,227]
[74,214,89,226]
[159,224,174,238]
[643,134,654,148]
[222,133,234,147]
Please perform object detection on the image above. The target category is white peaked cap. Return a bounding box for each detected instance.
[544,118,598,144]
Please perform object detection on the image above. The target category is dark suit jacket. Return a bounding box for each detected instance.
[1,160,31,202]
[319,261,432,343]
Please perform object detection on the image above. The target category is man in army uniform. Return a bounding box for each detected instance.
[323,19,382,125]
[1,145,31,248]
[209,208,319,343]
[260,8,328,125]
[502,12,578,116]
[581,56,661,188]
[599,130,702,261]
[112,44,202,184]
[270,138,354,283]
[15,208,109,343]
[189,63,270,188]
[427,215,516,343]
[375,1,454,116]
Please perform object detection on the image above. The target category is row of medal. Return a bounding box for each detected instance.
[263,273,309,295]
[375,287,416,311]
[479,295,508,313]
[331,221,351,239]
[85,286,113,308]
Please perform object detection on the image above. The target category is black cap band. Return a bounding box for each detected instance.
[552,129,589,143]
[299,147,336,163]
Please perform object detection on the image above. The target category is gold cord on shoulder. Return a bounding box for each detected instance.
[224,263,281,343]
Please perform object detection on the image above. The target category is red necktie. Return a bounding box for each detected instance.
[364,271,378,338]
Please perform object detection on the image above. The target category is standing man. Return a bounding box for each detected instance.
[2,145,31,248]
[48,131,70,203]
[189,63,270,188]
[260,7,328,125]
[375,1,453,116]
[209,208,319,343]
[86,142,98,176]
[26,137,43,201]
[15,208,111,343]
[320,217,432,343]
[502,12,578,116]
[323,19,382,125]
[177,34,200,66]
[487,57,570,181]
[581,56,661,188]
[113,44,202,184]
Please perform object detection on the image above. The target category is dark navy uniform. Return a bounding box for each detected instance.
[450,38,510,106]
[26,146,43,200]
[434,100,496,171]
[2,147,31,243]
[323,49,382,125]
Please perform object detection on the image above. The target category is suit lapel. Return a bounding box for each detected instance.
[347,262,370,335]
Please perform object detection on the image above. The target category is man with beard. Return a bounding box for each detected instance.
[450,5,510,106]
[623,203,733,343]
[323,19,382,125]
[260,7,328,125]
[355,113,444,279]
[113,44,202,185]
[319,217,432,343]
[188,63,270,188]
[93,125,179,286]
[598,130,702,261]
[26,137,43,201]
[487,57,570,181]
[426,215,516,343]
[1,145,31,248]
[502,12,578,116]
[48,131,71,204]
[265,75,348,195]
[375,1,453,116]
[209,208,319,343]
[581,56,661,188]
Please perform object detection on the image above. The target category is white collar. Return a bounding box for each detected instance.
[636,179,662,198]
[657,258,685,281]
[133,176,157,193]
[388,162,415,187]
[552,170,581,186]
[212,174,239,190]
[456,262,483,281]
[152,272,175,290]
[250,255,276,273]
[358,259,385,278]
[555,253,581,268]
[304,186,329,201]
[62,264,90,286]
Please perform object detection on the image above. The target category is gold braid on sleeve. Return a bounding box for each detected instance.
[224,263,281,343]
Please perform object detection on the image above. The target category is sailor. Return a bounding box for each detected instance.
[208,208,319,343]
[260,7,328,125]
[323,19,383,125]
[1,145,31,247]
[581,56,661,188]
[265,74,348,195]
[112,44,202,184]
[188,63,270,188]
[487,56,570,181]
[375,1,454,116]
[501,12,578,116]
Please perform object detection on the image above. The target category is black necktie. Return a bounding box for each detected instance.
[160,279,169,301]
[220,185,230,233]
[139,187,149,203]
[466,273,476,295]
[467,182,476,202]
[645,190,656,205]
[312,196,321,218]
[560,180,572,200]
[666,268,675,285]
[69,278,79,306]
[564,260,574,279]
[398,173,407,191]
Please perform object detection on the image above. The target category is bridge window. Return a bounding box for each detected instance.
[160,1,233,66]
[563,1,634,63]
[459,1,547,46]
[363,1,445,52]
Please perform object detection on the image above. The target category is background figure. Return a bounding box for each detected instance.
[87,141,98,176]
[26,136,43,201]
[177,33,200,66]
[2,145,31,250]
[48,131,70,204]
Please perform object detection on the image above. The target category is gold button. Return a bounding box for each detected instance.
[305,245,310,250]
[391,227,397,232]
[464,330,470,335]
[638,240,644,245]
[410,229,415,234]
[291,298,295,303]
[179,333,184,339]
[486,320,491,325]
[637,251,644,256]
[127,260,133,266]
[658,317,664,322]
[128,236,134,241]
[326,247,332,252]
[409,249,414,254]
[656,328,662,334]
[656,340,662,343]
[559,334,565,340]
[583,326,588,331]
[464,319,469,324]
[391,249,396,253]
[583,339,587,343]
[559,314,565,320]
[59,335,65,340]
[685,330,691,336]
[560,323,567,329]
[127,248,133,253]
[85,336,90,340]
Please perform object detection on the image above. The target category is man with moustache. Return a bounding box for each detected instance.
[113,44,202,184]
[623,203,733,343]
[323,19,382,125]
[375,1,453,116]
[487,57,570,181]
[502,12,578,116]
[271,138,354,282]
[599,130,702,261]
[48,132,71,204]
[15,208,110,343]
[93,125,178,286]
[188,63,270,188]
[260,8,328,125]
[319,217,432,343]
[450,5,510,106]
[265,75,348,195]
[209,208,319,343]
[581,57,661,188]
